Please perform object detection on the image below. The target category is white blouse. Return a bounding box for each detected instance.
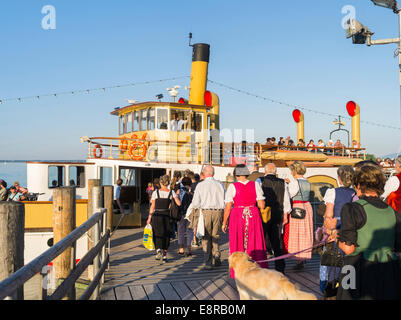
[382,176,400,200]
[225,180,265,204]
[151,189,178,201]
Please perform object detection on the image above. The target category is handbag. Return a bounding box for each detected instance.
[260,206,272,223]
[290,180,307,219]
[324,255,340,300]
[168,190,181,221]
[321,243,343,268]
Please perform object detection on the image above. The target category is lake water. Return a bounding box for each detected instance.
[0,162,27,187]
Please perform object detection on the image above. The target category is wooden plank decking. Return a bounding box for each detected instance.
[100,226,323,300]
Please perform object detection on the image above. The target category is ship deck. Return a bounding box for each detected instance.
[100,226,323,300]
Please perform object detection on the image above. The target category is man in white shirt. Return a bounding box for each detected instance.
[191,165,225,269]
[170,113,188,131]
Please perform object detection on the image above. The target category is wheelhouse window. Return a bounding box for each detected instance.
[119,114,129,134]
[148,108,155,130]
[69,166,85,188]
[191,112,203,132]
[133,111,140,132]
[141,109,147,131]
[48,166,65,188]
[127,112,133,133]
[170,109,189,131]
[157,108,168,130]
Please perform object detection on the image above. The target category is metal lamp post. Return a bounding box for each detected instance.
[346,0,401,124]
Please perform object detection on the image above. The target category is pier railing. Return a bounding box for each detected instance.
[0,208,109,300]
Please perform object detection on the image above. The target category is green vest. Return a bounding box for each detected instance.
[350,199,397,263]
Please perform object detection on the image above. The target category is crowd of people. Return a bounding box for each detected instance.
[265,136,362,156]
[144,156,401,300]
[0,179,28,202]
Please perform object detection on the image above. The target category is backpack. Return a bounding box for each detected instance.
[169,190,181,221]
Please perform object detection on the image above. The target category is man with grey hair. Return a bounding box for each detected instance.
[257,163,291,273]
[382,156,401,213]
[191,165,225,269]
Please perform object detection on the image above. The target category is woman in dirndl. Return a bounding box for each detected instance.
[283,161,314,270]
[222,164,268,279]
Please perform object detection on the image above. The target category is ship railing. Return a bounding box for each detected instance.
[0,209,109,300]
[86,137,364,166]
[86,137,263,166]
[261,144,366,160]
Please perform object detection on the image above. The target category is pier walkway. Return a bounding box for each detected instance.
[100,226,323,300]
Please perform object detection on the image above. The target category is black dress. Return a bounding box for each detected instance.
[336,196,401,300]
[151,190,173,251]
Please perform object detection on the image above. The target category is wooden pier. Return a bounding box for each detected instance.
[100,226,323,300]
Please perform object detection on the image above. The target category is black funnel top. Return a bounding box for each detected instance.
[192,43,210,63]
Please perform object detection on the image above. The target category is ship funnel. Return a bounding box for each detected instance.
[346,101,360,144]
[189,43,210,105]
[292,109,305,144]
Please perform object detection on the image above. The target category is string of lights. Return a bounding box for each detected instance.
[0,76,190,105]
[208,79,401,131]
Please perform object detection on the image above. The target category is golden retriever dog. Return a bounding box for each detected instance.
[229,252,317,300]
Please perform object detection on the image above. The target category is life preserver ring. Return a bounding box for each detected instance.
[93,144,103,158]
[128,133,148,160]
[119,139,128,152]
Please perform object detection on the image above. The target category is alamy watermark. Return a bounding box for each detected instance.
[41,5,56,30]
[341,5,356,30]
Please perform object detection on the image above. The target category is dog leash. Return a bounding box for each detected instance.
[253,233,330,264]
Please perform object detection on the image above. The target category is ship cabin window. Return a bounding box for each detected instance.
[121,114,128,134]
[133,110,140,132]
[157,108,169,130]
[69,166,85,188]
[100,167,113,186]
[191,112,203,132]
[119,167,136,186]
[127,112,133,133]
[170,109,189,131]
[140,109,147,131]
[48,166,65,188]
[148,108,155,130]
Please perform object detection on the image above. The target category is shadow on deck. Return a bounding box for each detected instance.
[100,226,323,300]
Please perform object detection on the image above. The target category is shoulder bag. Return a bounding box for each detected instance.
[290,180,307,219]
[169,190,181,221]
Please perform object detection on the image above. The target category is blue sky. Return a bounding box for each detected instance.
[1,0,401,159]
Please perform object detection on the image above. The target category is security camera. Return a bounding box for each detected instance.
[345,19,373,44]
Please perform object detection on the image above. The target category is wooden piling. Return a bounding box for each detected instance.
[0,202,25,300]
[52,187,76,300]
[88,183,102,283]
[87,179,101,251]
[103,186,114,231]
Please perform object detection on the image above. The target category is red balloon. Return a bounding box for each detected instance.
[178,97,186,104]
[204,91,212,106]
[292,109,301,123]
[346,101,357,117]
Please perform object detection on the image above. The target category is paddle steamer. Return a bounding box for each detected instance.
[22,42,367,263]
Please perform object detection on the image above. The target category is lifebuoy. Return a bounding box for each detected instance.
[93,144,103,158]
[128,133,148,160]
[119,139,128,152]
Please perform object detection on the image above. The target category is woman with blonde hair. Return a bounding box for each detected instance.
[283,161,314,270]
[147,175,181,263]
